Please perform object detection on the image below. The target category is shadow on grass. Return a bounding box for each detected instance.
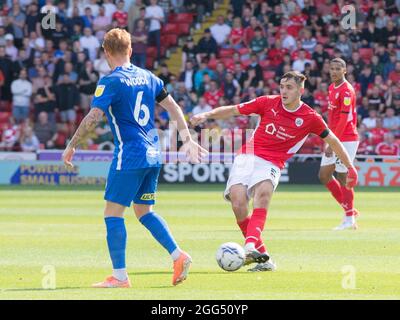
[130,271,248,276]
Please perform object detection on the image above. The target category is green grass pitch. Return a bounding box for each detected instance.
[0,184,399,300]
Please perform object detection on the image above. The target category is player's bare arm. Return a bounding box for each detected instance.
[323,132,358,188]
[159,94,208,163]
[190,105,240,126]
[62,107,104,167]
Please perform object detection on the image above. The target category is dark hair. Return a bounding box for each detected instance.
[281,71,307,87]
[331,58,347,68]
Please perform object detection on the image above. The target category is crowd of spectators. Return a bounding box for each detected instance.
[0,0,399,157]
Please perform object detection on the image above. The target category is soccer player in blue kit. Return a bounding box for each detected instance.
[62,28,207,288]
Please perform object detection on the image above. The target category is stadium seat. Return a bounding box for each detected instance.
[169,13,194,24]
[0,112,11,124]
[359,48,373,63]
[146,56,155,69]
[237,47,250,56]
[317,36,329,45]
[263,71,276,81]
[241,59,251,68]
[178,23,191,36]
[219,48,235,58]
[146,46,157,58]
[325,48,334,57]
[162,23,180,36]
[259,60,270,70]
[208,58,218,70]
[163,34,178,47]
[221,58,234,70]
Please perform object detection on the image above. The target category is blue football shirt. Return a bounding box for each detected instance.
[91,64,164,170]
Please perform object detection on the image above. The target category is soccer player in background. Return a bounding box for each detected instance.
[191,71,358,272]
[62,28,207,288]
[318,58,360,231]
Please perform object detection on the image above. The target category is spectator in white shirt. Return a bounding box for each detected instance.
[192,97,213,116]
[145,0,164,60]
[281,29,296,52]
[5,34,18,61]
[292,49,313,72]
[79,27,100,61]
[86,0,100,17]
[102,0,117,18]
[210,15,231,46]
[362,109,378,129]
[11,68,33,123]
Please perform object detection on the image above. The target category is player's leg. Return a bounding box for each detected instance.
[332,141,359,230]
[319,162,344,207]
[133,167,191,286]
[93,170,140,288]
[229,184,267,256]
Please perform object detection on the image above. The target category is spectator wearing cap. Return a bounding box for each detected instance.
[11,68,32,123]
[197,28,218,61]
[131,18,148,69]
[145,0,164,61]
[210,15,231,46]
[4,34,17,61]
[182,37,198,70]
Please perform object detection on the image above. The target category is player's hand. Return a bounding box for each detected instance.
[181,139,208,163]
[346,166,358,189]
[190,113,208,126]
[62,146,76,168]
[325,145,333,157]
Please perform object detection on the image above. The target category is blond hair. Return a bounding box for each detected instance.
[102,28,131,57]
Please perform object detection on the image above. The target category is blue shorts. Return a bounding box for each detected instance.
[104,167,160,207]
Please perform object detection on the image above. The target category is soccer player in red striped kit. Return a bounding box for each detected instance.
[319,58,360,231]
[191,71,358,271]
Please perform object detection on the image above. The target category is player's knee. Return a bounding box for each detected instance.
[318,170,330,184]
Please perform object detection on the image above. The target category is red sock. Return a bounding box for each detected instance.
[237,217,266,253]
[325,178,343,205]
[245,208,267,247]
[341,185,355,216]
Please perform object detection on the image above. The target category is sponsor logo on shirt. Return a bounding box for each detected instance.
[344,96,351,106]
[94,85,105,97]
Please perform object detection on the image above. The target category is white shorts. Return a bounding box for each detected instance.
[224,154,281,202]
[320,141,359,173]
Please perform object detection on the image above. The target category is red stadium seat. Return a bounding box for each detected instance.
[177,23,191,36]
[169,13,194,24]
[317,36,329,45]
[221,58,234,69]
[0,112,11,123]
[146,56,154,69]
[237,47,250,56]
[162,23,180,35]
[359,48,373,63]
[242,59,251,68]
[263,71,276,80]
[146,46,157,58]
[163,34,178,47]
[219,48,235,58]
[325,48,334,57]
[259,60,270,70]
[208,58,218,70]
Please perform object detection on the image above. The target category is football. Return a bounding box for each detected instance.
[216,242,245,272]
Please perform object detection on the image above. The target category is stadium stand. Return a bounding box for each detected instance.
[0,0,399,156]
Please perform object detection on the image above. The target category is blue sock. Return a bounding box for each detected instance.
[139,212,179,255]
[105,217,127,270]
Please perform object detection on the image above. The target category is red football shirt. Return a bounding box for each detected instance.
[238,95,329,169]
[328,80,358,142]
[112,11,128,28]
[375,142,399,156]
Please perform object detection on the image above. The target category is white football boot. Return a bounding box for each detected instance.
[247,258,277,272]
[333,215,358,231]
